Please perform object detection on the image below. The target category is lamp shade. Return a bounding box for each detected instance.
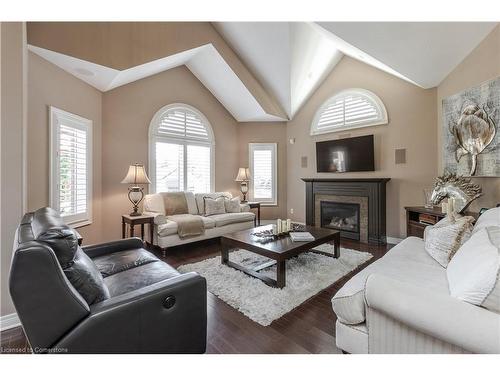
[121,164,151,185]
[235,167,250,181]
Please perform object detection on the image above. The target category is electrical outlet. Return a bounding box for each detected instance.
[290,208,294,214]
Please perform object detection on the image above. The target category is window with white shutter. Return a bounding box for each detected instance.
[50,107,92,226]
[249,143,277,205]
[310,88,388,135]
[149,104,214,193]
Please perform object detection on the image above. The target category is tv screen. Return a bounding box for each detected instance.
[316,135,374,173]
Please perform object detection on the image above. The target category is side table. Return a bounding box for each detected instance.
[247,202,261,226]
[122,214,154,245]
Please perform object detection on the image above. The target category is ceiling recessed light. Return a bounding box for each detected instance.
[74,67,95,77]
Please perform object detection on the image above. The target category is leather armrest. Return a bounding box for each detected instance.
[365,274,500,354]
[53,272,207,353]
[82,238,144,258]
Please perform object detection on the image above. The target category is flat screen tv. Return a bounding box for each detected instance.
[316,135,374,173]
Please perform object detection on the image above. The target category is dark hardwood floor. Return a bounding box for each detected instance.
[0,237,390,354]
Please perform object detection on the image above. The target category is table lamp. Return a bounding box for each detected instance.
[121,164,151,216]
[235,167,251,202]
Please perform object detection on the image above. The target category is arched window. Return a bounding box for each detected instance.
[310,88,388,135]
[149,103,215,193]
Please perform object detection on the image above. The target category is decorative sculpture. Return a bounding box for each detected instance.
[450,104,496,176]
[430,172,483,213]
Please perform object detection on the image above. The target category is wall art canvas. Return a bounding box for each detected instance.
[442,76,499,177]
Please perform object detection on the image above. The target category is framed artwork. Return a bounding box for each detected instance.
[442,76,499,176]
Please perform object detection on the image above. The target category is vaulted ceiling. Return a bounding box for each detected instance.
[27,22,498,123]
[316,22,497,89]
[213,22,344,118]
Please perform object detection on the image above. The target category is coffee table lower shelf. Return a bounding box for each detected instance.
[220,230,340,289]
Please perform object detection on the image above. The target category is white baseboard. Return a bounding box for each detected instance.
[387,236,404,245]
[0,313,21,331]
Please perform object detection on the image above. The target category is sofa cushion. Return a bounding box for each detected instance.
[143,193,165,214]
[225,197,241,213]
[184,192,198,215]
[104,261,180,297]
[473,207,500,234]
[204,196,226,216]
[331,236,449,325]
[144,192,198,215]
[92,248,159,277]
[195,192,231,215]
[447,227,500,313]
[423,215,474,267]
[210,212,255,227]
[157,216,215,237]
[64,248,110,305]
[162,192,189,215]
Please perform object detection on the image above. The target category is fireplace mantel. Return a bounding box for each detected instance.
[302,178,390,244]
[302,178,391,183]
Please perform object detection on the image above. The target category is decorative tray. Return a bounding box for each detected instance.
[251,223,306,240]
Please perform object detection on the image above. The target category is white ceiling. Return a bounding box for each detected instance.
[316,22,498,88]
[29,22,498,123]
[29,44,286,122]
[214,22,343,118]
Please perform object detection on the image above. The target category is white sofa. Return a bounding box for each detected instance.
[332,207,500,354]
[143,191,255,249]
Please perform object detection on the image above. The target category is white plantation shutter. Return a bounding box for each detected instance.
[157,109,209,141]
[311,89,387,135]
[249,143,277,204]
[186,144,211,193]
[149,104,214,193]
[50,107,92,226]
[155,142,184,192]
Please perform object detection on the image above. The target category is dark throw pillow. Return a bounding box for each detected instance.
[64,248,110,305]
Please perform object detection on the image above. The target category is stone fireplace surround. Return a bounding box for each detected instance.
[303,178,390,245]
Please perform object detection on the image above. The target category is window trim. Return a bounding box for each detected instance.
[248,143,277,206]
[49,106,93,228]
[148,103,215,194]
[310,88,388,136]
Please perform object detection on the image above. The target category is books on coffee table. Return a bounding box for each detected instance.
[289,231,315,242]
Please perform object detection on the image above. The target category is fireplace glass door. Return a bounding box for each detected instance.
[320,201,360,234]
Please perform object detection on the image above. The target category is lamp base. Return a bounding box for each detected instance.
[127,186,144,217]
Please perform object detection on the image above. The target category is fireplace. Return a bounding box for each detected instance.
[321,201,360,234]
[303,178,390,244]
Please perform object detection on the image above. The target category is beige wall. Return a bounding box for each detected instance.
[1,22,27,316]
[437,25,500,211]
[286,56,437,239]
[27,52,103,244]
[237,122,287,219]
[27,22,286,120]
[101,66,242,242]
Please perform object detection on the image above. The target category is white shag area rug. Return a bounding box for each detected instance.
[178,244,372,326]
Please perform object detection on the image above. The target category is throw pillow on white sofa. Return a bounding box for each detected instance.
[472,206,500,234]
[447,226,500,313]
[424,215,474,267]
[204,196,226,216]
[224,197,241,213]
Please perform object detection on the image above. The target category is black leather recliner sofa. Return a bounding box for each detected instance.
[9,207,207,353]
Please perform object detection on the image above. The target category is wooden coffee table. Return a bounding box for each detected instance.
[220,225,340,288]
